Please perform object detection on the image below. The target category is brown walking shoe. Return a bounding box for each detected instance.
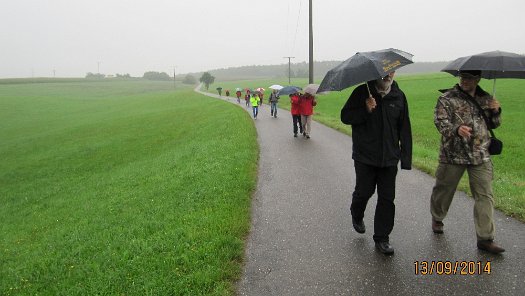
[477,240,505,254]
[432,218,444,234]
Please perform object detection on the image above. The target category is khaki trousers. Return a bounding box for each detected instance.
[430,161,495,241]
[301,115,312,135]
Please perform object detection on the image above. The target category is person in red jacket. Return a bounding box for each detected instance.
[299,92,317,139]
[236,90,242,104]
[290,92,303,137]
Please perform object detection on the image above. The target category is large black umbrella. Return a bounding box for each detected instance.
[441,50,525,96]
[318,48,414,93]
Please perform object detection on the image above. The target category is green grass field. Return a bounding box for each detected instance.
[0,80,258,295]
[214,73,525,221]
[2,74,523,294]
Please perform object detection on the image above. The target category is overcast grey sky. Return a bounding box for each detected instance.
[1,0,524,78]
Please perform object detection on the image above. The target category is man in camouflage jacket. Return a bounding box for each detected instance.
[430,70,504,254]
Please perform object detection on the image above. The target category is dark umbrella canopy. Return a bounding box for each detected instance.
[277,86,302,96]
[441,50,525,79]
[318,48,414,92]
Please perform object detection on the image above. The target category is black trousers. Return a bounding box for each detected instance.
[292,115,303,134]
[350,161,398,242]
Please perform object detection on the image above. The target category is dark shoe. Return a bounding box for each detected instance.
[294,133,298,137]
[432,218,444,234]
[477,240,505,254]
[352,217,365,234]
[375,241,394,255]
[303,132,306,137]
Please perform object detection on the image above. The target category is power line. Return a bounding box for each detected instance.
[291,0,302,56]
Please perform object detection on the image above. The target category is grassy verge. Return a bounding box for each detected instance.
[0,80,258,295]
[213,74,525,221]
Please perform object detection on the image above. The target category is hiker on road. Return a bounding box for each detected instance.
[341,71,412,255]
[290,92,303,137]
[250,93,260,119]
[245,90,251,107]
[236,90,242,104]
[430,70,504,254]
[299,91,317,139]
[269,89,280,118]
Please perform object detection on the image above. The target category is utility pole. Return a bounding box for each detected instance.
[309,0,314,84]
[283,56,295,85]
[97,61,101,74]
[173,66,176,88]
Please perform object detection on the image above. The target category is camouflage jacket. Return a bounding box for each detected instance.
[434,84,501,165]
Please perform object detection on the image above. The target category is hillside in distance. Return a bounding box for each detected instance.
[186,61,451,81]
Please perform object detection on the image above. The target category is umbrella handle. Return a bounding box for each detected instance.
[492,79,497,98]
[365,83,371,97]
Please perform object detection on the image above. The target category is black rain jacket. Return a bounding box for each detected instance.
[340,81,412,169]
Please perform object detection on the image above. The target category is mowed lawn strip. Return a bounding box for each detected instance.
[216,74,524,220]
[0,80,258,295]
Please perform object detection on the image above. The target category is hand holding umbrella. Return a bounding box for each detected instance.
[365,96,377,113]
[488,99,501,111]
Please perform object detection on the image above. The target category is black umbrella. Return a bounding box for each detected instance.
[277,86,302,96]
[318,48,414,94]
[441,50,525,96]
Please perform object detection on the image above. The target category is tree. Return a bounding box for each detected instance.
[143,71,171,81]
[183,74,197,85]
[199,72,215,90]
[295,68,308,78]
[85,72,105,79]
[284,68,296,79]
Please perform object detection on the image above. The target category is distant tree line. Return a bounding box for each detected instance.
[183,61,451,81]
[85,72,105,79]
[85,73,132,79]
[143,71,171,81]
[182,74,197,84]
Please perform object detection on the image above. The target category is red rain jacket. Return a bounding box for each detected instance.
[299,93,316,115]
[290,94,301,115]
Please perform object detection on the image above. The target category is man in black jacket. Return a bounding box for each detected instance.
[341,71,412,255]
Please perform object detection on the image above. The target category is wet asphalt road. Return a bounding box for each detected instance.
[196,88,524,296]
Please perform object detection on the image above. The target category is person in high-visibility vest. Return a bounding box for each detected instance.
[250,93,260,119]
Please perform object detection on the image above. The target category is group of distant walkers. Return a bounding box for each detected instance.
[231,88,317,139]
[214,69,505,256]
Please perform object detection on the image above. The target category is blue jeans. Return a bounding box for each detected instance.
[252,106,259,118]
[270,102,278,116]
